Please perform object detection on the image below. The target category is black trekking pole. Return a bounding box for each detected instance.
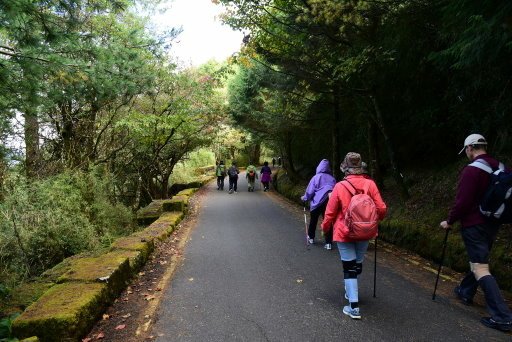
[432,228,450,301]
[373,235,377,298]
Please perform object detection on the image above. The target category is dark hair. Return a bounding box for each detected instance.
[472,144,487,149]
[264,161,268,166]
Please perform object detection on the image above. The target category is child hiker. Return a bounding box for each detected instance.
[246,164,258,192]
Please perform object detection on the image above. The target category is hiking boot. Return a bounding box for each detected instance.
[307,237,314,245]
[324,243,332,250]
[454,286,473,305]
[343,306,361,320]
[480,317,512,332]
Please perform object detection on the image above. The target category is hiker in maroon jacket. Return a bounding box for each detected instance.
[440,134,512,332]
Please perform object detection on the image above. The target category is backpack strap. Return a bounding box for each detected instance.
[469,159,505,175]
[341,178,363,196]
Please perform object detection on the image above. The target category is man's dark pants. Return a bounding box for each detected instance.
[459,223,512,322]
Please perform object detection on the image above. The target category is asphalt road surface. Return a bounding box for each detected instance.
[150,173,509,341]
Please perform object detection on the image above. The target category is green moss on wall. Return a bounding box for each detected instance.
[12,283,108,342]
[56,251,132,300]
[176,188,198,196]
[162,199,184,212]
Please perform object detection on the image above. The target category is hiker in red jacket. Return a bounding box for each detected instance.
[321,152,387,320]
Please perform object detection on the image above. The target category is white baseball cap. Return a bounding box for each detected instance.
[458,134,487,154]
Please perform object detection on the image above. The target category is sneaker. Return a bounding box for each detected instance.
[454,286,473,305]
[343,306,361,320]
[324,243,332,250]
[480,317,512,332]
[307,237,314,245]
[229,189,233,194]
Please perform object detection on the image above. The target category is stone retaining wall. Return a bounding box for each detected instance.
[11,186,204,341]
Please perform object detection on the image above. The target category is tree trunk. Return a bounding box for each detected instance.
[367,119,383,187]
[282,133,301,182]
[24,111,40,179]
[370,95,409,199]
[161,173,170,199]
[332,87,342,180]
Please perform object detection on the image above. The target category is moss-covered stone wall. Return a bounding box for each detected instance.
[10,183,202,341]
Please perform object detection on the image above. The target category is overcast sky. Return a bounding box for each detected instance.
[153,0,245,67]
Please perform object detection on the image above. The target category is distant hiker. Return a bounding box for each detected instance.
[260,161,272,192]
[321,152,387,320]
[440,134,512,332]
[227,161,240,194]
[301,159,336,250]
[272,157,276,168]
[215,160,226,190]
[246,164,258,192]
[278,156,282,167]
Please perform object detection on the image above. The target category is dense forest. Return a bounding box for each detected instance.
[1,0,512,311]
[222,0,512,187]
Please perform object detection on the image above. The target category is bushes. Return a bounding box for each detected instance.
[0,168,135,289]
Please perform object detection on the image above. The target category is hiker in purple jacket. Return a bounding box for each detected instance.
[260,161,272,191]
[301,159,336,250]
[440,134,512,332]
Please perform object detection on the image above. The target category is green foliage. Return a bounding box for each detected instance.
[0,169,134,285]
[0,313,19,341]
[171,149,215,185]
[219,0,512,185]
[0,284,9,299]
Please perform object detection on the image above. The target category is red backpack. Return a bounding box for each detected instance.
[341,179,379,241]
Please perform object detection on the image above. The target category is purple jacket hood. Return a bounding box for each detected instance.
[301,159,336,211]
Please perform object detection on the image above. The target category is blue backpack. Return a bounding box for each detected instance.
[470,159,512,224]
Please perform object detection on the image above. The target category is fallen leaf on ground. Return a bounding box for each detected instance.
[115,324,126,330]
[102,314,110,320]
[82,338,92,342]
[96,332,105,339]
[121,313,131,318]
[296,279,303,283]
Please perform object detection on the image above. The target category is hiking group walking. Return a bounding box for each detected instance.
[214,133,511,333]
[215,160,273,193]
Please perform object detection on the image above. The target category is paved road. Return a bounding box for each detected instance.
[151,173,509,341]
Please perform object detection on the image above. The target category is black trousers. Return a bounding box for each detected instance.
[217,176,224,189]
[229,176,238,191]
[459,223,512,321]
[308,200,332,243]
